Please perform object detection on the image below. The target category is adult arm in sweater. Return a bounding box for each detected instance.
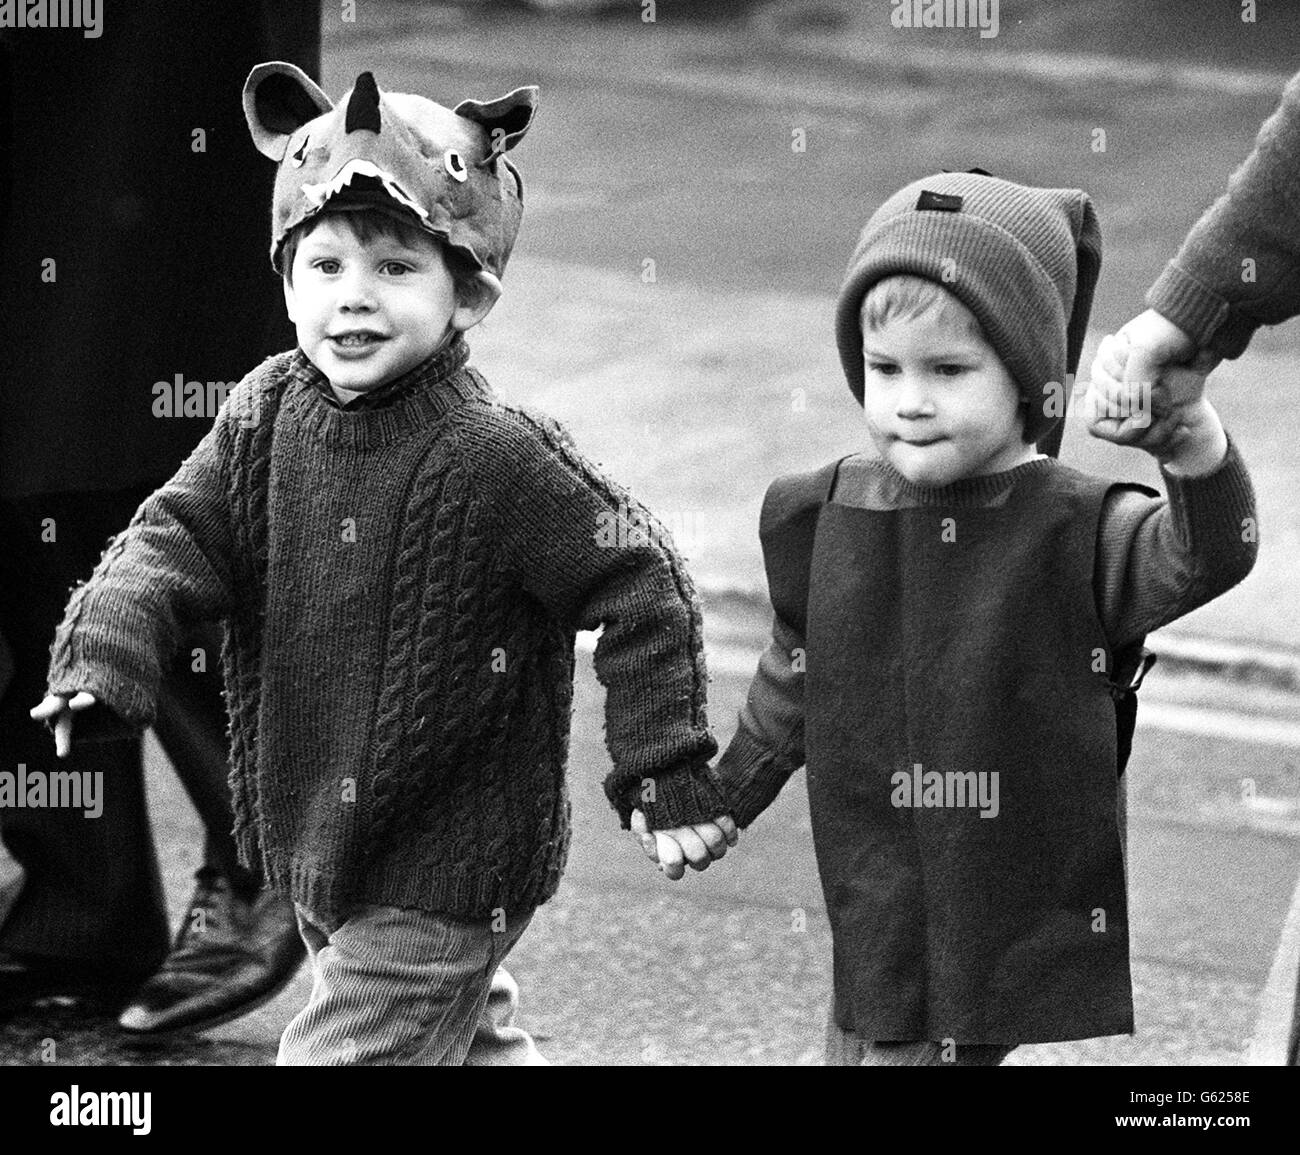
[44,403,239,729]
[466,405,726,832]
[1146,68,1300,359]
[1096,433,1258,653]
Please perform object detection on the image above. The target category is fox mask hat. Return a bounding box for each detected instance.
[243,62,538,286]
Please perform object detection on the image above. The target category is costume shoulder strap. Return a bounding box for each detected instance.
[1093,476,1161,776]
[758,458,844,634]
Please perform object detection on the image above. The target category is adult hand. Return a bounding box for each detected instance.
[1115,308,1202,391]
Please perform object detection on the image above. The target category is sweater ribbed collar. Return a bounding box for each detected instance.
[866,454,1055,507]
[281,334,485,449]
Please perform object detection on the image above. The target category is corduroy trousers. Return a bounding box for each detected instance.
[277,902,545,1066]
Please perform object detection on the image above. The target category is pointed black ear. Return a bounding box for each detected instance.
[453,86,538,164]
[244,61,333,161]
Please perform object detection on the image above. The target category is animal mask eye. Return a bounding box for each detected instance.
[291,136,309,167]
[443,150,467,183]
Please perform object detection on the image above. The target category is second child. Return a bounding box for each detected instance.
[709,171,1258,1065]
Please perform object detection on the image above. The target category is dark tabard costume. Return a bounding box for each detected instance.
[763,457,1146,1044]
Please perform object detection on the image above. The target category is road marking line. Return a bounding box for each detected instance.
[1137,703,1300,750]
[1247,868,1300,1065]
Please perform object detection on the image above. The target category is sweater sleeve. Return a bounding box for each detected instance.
[1095,433,1258,651]
[713,612,807,829]
[1146,69,1300,358]
[464,406,725,831]
[45,402,239,728]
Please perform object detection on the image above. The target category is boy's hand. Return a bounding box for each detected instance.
[630,808,738,881]
[30,691,98,758]
[1086,331,1227,474]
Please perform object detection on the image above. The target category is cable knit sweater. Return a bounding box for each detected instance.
[46,336,725,920]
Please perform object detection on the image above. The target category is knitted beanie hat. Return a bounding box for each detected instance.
[243,62,538,279]
[835,171,1102,447]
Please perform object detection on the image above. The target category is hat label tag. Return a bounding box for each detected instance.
[916,190,963,212]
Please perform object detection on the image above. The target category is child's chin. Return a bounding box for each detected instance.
[887,450,958,488]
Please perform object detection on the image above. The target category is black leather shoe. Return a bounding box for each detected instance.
[116,868,304,1036]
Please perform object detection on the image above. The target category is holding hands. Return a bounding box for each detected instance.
[30,691,99,758]
[630,809,738,880]
[1085,313,1228,476]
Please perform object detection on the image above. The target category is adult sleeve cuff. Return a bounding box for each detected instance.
[1146,262,1232,349]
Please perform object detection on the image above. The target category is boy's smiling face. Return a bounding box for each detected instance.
[859,287,1039,487]
[283,213,494,396]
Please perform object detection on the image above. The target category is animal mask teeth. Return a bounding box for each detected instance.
[299,160,431,223]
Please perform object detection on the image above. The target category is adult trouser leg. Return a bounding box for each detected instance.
[0,489,169,978]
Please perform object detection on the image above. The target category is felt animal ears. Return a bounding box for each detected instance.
[244,63,334,162]
[242,62,539,277]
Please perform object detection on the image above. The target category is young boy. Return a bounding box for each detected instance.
[32,63,735,1065]
[707,171,1258,1065]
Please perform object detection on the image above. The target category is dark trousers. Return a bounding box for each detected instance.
[0,486,239,977]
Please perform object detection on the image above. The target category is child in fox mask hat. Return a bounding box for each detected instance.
[37,64,735,1065]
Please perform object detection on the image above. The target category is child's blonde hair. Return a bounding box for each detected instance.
[859,274,984,343]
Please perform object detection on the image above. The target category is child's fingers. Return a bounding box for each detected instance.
[1085,376,1153,444]
[29,694,67,722]
[1103,374,1153,429]
[1091,332,1128,383]
[29,695,73,758]
[1120,343,1163,394]
[654,832,686,880]
[54,714,75,759]
[629,809,659,863]
[636,814,738,877]
[671,826,713,871]
[31,691,97,721]
[1082,379,1122,437]
[1090,414,1152,447]
[691,822,729,861]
